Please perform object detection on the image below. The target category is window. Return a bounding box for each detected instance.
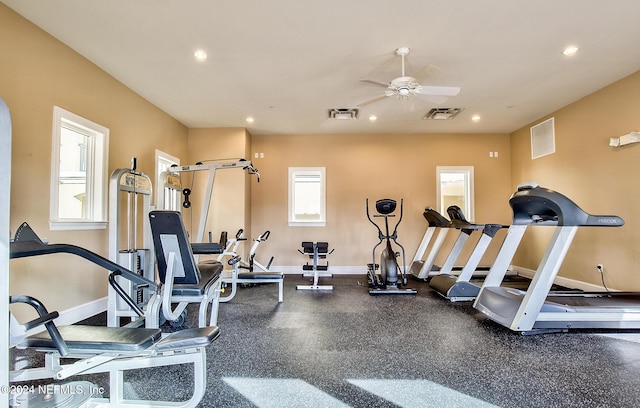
[155,149,180,209]
[288,167,326,226]
[50,106,109,230]
[436,166,474,221]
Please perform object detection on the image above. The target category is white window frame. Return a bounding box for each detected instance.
[50,106,109,230]
[436,166,475,222]
[154,149,180,208]
[288,167,326,227]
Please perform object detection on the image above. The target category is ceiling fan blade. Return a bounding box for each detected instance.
[359,79,391,88]
[415,85,460,96]
[412,64,441,83]
[412,93,449,105]
[357,94,389,107]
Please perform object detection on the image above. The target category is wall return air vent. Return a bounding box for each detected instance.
[328,108,359,120]
[423,108,463,120]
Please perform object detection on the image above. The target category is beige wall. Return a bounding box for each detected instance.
[510,70,640,290]
[1,4,188,317]
[251,133,512,270]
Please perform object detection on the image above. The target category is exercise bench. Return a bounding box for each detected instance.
[297,241,334,290]
[9,294,218,407]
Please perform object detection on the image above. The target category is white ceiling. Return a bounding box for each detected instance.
[4,0,640,135]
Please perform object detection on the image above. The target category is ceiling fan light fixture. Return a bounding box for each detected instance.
[423,108,463,120]
[328,108,359,120]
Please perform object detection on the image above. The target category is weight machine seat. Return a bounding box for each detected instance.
[17,325,220,354]
[171,260,222,297]
[18,325,162,353]
[301,241,314,254]
[190,242,224,254]
[238,271,285,280]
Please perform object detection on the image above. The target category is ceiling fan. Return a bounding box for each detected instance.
[358,47,460,108]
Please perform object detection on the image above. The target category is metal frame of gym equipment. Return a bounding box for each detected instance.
[409,207,452,280]
[149,211,224,327]
[473,182,640,334]
[428,210,507,302]
[1,96,12,406]
[108,159,155,327]
[217,229,284,302]
[158,159,260,253]
[161,160,284,302]
[366,198,416,295]
[411,206,503,283]
[8,221,219,407]
[296,241,334,291]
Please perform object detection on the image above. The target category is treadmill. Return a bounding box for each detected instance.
[473,182,639,334]
[409,207,452,280]
[429,206,508,301]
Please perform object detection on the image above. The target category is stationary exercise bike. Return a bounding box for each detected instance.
[366,198,417,295]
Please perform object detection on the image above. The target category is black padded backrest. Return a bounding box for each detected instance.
[149,211,201,285]
[316,242,329,253]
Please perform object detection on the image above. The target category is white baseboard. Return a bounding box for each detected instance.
[511,266,610,291]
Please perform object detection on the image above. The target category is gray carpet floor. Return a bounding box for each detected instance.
[11,274,640,407]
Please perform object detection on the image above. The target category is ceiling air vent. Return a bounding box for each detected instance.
[328,108,359,120]
[423,108,463,120]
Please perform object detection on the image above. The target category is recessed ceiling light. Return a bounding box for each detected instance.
[369,115,377,121]
[194,50,207,61]
[471,115,481,122]
[562,46,579,56]
[246,117,254,123]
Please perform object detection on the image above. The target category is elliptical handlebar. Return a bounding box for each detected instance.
[365,198,384,239]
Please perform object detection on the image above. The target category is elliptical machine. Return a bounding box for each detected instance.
[366,198,417,295]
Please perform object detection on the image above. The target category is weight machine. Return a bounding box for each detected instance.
[158,158,260,256]
[297,241,334,291]
[217,229,284,303]
[107,159,154,327]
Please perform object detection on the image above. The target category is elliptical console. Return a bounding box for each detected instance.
[366,198,417,295]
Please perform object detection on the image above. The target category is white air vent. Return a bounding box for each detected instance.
[328,108,359,120]
[531,117,555,159]
[423,108,463,120]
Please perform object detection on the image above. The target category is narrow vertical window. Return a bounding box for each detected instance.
[436,166,474,221]
[155,149,180,210]
[50,106,109,230]
[288,167,326,226]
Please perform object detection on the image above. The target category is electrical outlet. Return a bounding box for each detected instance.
[597,264,604,273]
